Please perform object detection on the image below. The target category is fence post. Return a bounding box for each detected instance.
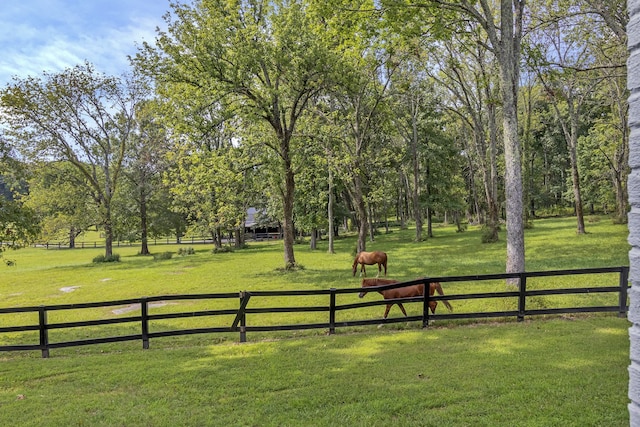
[239,291,247,343]
[141,298,149,349]
[38,306,49,359]
[619,266,630,318]
[329,288,336,335]
[422,278,431,328]
[517,273,527,322]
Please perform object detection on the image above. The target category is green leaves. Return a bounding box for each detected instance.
[0,63,148,257]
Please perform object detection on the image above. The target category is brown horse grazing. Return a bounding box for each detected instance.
[359,278,453,319]
[352,251,388,277]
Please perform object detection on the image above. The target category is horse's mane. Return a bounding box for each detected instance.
[361,278,398,287]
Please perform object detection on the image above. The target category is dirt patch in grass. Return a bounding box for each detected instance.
[111,301,175,315]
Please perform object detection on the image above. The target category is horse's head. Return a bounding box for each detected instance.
[358,278,370,298]
[358,278,380,298]
[359,278,399,298]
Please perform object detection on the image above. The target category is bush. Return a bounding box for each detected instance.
[153,252,173,261]
[92,253,121,263]
[178,247,195,256]
[213,246,234,254]
[481,226,499,244]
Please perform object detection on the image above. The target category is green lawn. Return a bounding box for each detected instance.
[0,318,629,426]
[0,216,632,426]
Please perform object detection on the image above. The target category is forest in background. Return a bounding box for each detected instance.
[0,0,628,270]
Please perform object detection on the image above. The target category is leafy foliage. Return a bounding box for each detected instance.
[0,63,149,257]
[92,253,121,263]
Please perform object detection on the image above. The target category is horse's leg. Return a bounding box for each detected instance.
[429,301,438,314]
[383,304,392,319]
[361,264,366,277]
[375,263,380,278]
[398,303,408,317]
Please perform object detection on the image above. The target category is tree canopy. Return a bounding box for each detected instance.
[0,0,629,275]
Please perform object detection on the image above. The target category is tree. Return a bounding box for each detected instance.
[581,0,629,222]
[165,140,249,250]
[526,3,603,234]
[317,1,400,253]
[1,63,145,258]
[391,57,432,241]
[134,0,335,269]
[429,27,501,242]
[0,138,39,264]
[122,101,169,255]
[398,0,527,276]
[22,161,98,247]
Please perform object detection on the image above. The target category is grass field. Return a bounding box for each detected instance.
[0,216,633,426]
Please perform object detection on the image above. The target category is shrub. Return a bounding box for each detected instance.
[213,246,234,254]
[481,226,499,244]
[153,252,173,261]
[178,247,195,256]
[276,263,305,272]
[92,253,121,263]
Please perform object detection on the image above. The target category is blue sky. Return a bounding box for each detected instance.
[0,0,172,86]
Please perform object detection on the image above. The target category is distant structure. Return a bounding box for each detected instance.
[629,2,640,424]
[245,208,280,240]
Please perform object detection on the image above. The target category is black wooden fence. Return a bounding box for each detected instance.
[0,266,629,358]
[31,233,282,250]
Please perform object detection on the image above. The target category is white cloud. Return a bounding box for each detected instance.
[0,0,170,85]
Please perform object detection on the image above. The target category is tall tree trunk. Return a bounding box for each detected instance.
[615,175,627,222]
[411,115,423,241]
[69,227,76,249]
[234,229,241,249]
[368,205,376,242]
[104,205,114,258]
[310,227,317,250]
[282,155,297,268]
[500,0,525,278]
[551,93,586,234]
[327,163,335,254]
[612,82,629,223]
[465,150,481,224]
[568,113,586,234]
[214,227,222,249]
[398,171,408,229]
[426,165,434,238]
[354,173,368,254]
[486,100,500,240]
[139,191,150,255]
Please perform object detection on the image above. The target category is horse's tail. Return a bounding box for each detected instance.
[382,253,388,274]
[434,282,453,311]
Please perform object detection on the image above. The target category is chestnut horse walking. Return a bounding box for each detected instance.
[359,278,453,319]
[352,251,387,277]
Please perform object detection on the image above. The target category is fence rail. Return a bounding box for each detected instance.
[0,266,629,358]
[30,233,282,250]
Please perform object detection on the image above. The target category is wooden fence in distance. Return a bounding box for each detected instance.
[0,266,629,358]
[31,233,282,250]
